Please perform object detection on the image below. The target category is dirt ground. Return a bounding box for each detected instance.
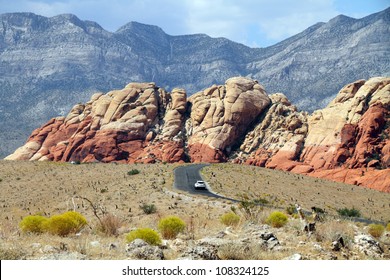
[0,160,389,260]
[201,163,390,222]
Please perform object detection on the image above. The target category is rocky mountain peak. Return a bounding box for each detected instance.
[116,21,166,36]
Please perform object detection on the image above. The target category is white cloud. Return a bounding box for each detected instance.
[180,0,339,46]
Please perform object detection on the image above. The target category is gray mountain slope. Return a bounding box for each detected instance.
[0,8,389,158]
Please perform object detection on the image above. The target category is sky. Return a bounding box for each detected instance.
[0,0,389,47]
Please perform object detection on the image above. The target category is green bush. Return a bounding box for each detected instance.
[45,211,87,236]
[220,212,240,227]
[253,198,269,205]
[126,228,162,246]
[158,216,186,239]
[337,207,361,218]
[140,203,156,215]
[368,224,385,238]
[127,169,140,176]
[19,215,48,234]
[265,211,288,228]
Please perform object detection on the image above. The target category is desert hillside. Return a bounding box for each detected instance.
[0,160,389,260]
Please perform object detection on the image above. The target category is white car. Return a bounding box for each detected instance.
[194,180,206,190]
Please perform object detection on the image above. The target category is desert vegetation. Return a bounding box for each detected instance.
[126,228,162,246]
[0,160,389,260]
[201,164,390,222]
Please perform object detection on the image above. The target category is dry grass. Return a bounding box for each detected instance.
[0,160,389,260]
[201,163,390,222]
[0,160,229,259]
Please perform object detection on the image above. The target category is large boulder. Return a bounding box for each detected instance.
[187,77,271,162]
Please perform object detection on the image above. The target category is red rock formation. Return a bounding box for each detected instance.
[6,83,187,164]
[186,77,271,162]
[5,77,390,192]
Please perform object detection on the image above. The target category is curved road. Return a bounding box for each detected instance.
[173,164,227,199]
[173,164,385,225]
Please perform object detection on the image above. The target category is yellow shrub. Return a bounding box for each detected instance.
[19,215,48,233]
[386,223,390,232]
[220,212,240,227]
[265,211,288,228]
[126,228,162,246]
[368,224,385,238]
[45,211,87,236]
[158,216,186,239]
[61,211,88,232]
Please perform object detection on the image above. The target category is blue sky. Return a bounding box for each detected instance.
[0,0,388,47]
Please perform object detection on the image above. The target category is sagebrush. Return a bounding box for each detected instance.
[265,211,288,228]
[19,215,48,234]
[368,224,385,238]
[19,211,87,236]
[158,216,186,239]
[337,207,361,218]
[140,203,157,215]
[126,228,162,245]
[220,212,240,227]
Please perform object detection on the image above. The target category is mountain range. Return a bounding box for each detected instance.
[0,8,389,158]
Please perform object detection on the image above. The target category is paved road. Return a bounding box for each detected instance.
[173,164,223,199]
[173,164,385,225]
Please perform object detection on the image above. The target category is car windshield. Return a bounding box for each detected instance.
[197,181,204,184]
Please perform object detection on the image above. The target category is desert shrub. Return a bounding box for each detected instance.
[61,211,88,230]
[19,215,48,234]
[285,204,297,215]
[311,206,325,214]
[127,169,140,176]
[265,211,288,228]
[0,246,27,260]
[140,203,156,215]
[314,219,354,249]
[98,213,123,236]
[386,223,390,232]
[238,196,260,220]
[45,211,87,236]
[253,198,269,205]
[220,212,240,227]
[126,228,162,246]
[158,216,186,239]
[368,224,385,238]
[337,207,361,218]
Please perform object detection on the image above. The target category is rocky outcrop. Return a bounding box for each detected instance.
[297,77,390,191]
[233,77,390,192]
[6,77,390,191]
[234,93,308,170]
[187,77,271,162]
[6,82,188,163]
